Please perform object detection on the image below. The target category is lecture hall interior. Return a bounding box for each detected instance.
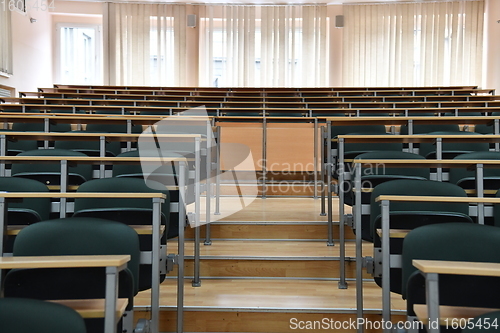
[1,0,500,332]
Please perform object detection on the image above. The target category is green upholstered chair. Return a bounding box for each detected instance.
[72,177,170,291]
[402,223,500,332]
[462,311,500,332]
[352,151,430,242]
[10,149,93,189]
[3,217,140,333]
[370,179,472,294]
[0,298,87,333]
[54,131,122,157]
[0,177,51,252]
[418,131,490,159]
[399,124,461,135]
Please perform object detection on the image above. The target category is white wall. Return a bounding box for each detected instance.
[0,8,52,94]
[484,0,500,93]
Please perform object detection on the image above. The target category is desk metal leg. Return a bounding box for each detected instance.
[193,138,202,287]
[104,266,120,333]
[313,119,318,199]
[60,160,68,218]
[338,138,347,289]
[205,122,213,245]
[0,135,5,177]
[151,197,163,333]
[354,163,364,332]
[214,126,221,216]
[436,138,443,181]
[425,273,440,333]
[177,162,186,333]
[381,200,391,333]
[262,118,267,199]
[320,126,326,216]
[476,164,484,225]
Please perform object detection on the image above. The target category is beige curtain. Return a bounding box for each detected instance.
[343,0,484,87]
[0,8,12,75]
[107,3,187,86]
[199,5,329,87]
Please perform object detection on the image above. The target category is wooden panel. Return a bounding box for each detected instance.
[220,123,263,171]
[266,123,315,172]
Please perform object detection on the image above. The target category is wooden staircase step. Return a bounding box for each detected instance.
[185,223,355,240]
[166,241,372,279]
[134,279,406,333]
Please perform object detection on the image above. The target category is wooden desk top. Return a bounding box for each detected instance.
[351,159,500,168]
[414,304,500,325]
[0,192,166,199]
[49,299,128,319]
[413,259,500,277]
[0,155,190,164]
[376,195,500,204]
[0,131,202,142]
[334,134,500,144]
[326,116,500,125]
[6,225,166,236]
[0,255,130,269]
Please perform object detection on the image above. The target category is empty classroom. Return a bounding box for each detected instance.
[1,1,500,333]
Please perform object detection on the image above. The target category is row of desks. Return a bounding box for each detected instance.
[5,97,500,111]
[0,189,168,333]
[13,93,498,103]
[4,103,500,117]
[0,153,204,333]
[47,84,488,96]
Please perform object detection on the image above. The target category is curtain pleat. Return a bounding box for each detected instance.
[199,4,329,87]
[0,8,12,75]
[108,3,185,86]
[343,0,484,87]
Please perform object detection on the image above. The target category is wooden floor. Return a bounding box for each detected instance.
[134,197,405,333]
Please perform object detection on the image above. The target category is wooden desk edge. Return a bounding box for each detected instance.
[0,255,130,269]
[412,259,500,277]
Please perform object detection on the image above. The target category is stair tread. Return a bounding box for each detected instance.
[135,279,405,313]
[169,240,370,259]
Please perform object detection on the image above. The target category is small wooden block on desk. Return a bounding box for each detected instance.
[414,304,500,325]
[413,259,500,277]
[376,229,411,239]
[129,225,166,235]
[49,298,129,319]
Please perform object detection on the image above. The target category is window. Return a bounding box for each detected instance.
[0,8,13,76]
[56,24,102,84]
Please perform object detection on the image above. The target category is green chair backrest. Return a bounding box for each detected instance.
[73,177,170,223]
[449,151,500,187]
[419,131,489,159]
[402,223,500,299]
[370,179,471,239]
[0,177,51,222]
[355,151,430,181]
[400,124,460,134]
[12,217,141,294]
[11,149,93,186]
[12,122,72,132]
[54,131,122,157]
[0,298,86,333]
[86,123,143,134]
